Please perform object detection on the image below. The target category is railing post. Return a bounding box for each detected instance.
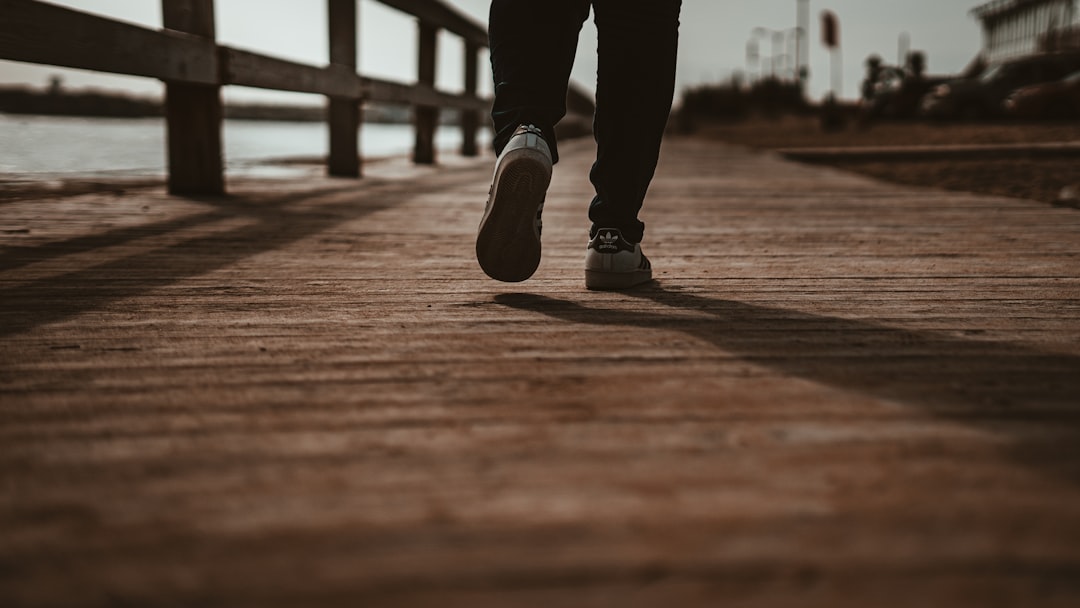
[327,0,360,178]
[161,0,224,195]
[461,41,480,157]
[414,21,438,165]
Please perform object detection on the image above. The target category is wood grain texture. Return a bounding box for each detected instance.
[161,0,223,196]
[327,0,360,178]
[0,0,491,105]
[461,41,481,157]
[379,0,489,47]
[413,21,439,165]
[2,138,1079,607]
[0,0,218,83]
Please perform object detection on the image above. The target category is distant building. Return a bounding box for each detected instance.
[971,0,1079,62]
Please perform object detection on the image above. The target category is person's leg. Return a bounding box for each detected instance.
[477,0,591,283]
[588,0,682,243]
[488,0,591,164]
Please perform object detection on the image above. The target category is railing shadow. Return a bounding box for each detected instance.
[494,284,1080,487]
[0,172,479,340]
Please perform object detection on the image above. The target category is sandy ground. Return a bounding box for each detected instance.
[696,116,1080,204]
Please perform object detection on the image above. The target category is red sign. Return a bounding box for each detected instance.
[822,11,839,48]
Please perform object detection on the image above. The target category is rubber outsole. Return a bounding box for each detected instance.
[584,269,654,291]
[476,151,551,283]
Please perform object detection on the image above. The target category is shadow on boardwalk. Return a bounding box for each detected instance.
[497,287,1080,487]
[3,138,1080,606]
[0,170,480,340]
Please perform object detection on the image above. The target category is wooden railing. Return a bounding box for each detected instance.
[0,0,492,194]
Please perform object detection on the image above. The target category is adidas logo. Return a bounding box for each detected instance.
[598,231,620,251]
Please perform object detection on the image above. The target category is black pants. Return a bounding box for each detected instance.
[489,0,682,243]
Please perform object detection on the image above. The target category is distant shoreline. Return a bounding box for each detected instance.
[0,86,462,124]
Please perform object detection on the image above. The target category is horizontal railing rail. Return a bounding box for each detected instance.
[0,0,494,194]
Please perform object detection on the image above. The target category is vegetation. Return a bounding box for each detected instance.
[679,76,811,123]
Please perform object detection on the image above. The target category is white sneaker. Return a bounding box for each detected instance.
[585,228,653,290]
[476,124,552,283]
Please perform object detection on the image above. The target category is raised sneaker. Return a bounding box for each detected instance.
[585,228,653,290]
[476,124,553,282]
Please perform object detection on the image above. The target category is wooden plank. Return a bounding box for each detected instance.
[327,0,358,69]
[0,0,217,84]
[461,41,481,157]
[221,48,362,98]
[779,142,1080,162]
[1,0,494,168]
[2,138,1080,605]
[0,1,487,102]
[327,100,361,177]
[413,21,439,165]
[162,0,223,195]
[161,0,216,37]
[327,0,360,178]
[378,0,489,47]
[218,51,488,111]
[362,76,489,111]
[162,84,224,194]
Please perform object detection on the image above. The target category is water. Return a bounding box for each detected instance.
[0,114,490,179]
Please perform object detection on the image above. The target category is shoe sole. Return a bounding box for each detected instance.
[476,150,551,283]
[585,268,653,291]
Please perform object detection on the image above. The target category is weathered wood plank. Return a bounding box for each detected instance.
[0,0,491,128]
[327,0,360,178]
[413,21,439,165]
[363,76,489,111]
[461,41,481,157]
[220,48,362,98]
[2,138,1079,606]
[162,0,223,195]
[0,0,218,83]
[216,50,489,111]
[1,0,496,192]
[379,0,489,47]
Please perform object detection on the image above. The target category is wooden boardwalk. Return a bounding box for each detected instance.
[2,137,1080,607]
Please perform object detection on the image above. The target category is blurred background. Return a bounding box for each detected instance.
[0,0,993,104]
[1,0,1078,187]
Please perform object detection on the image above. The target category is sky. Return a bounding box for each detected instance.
[0,0,987,105]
